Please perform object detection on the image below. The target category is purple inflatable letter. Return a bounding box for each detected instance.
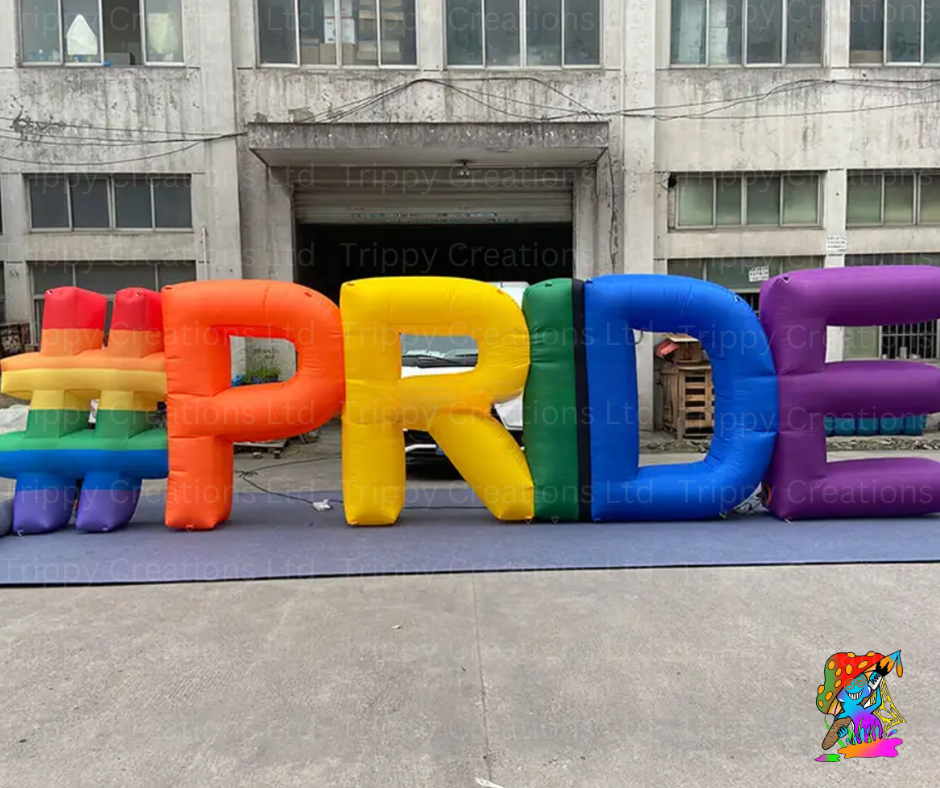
[760,266,940,519]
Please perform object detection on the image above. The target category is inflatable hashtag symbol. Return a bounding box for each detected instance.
[0,286,168,534]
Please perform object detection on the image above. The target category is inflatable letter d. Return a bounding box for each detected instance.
[163,281,344,529]
[341,277,533,525]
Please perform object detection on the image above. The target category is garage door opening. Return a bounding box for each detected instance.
[295,223,574,305]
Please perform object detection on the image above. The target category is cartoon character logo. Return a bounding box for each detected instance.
[815,650,905,761]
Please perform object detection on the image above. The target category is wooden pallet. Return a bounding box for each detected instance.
[661,362,715,440]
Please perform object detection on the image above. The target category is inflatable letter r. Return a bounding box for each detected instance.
[341,277,534,525]
[162,281,344,530]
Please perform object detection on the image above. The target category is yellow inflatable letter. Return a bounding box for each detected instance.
[341,277,534,525]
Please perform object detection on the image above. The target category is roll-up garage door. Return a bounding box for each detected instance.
[292,168,574,224]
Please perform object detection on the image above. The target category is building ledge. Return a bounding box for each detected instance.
[247,121,609,167]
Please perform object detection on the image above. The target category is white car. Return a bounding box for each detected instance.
[402,281,527,459]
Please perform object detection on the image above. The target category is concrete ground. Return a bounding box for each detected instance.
[1,421,938,786]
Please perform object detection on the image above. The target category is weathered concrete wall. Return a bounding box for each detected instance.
[5,0,938,420]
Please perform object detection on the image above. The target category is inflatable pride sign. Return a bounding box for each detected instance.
[2,266,940,535]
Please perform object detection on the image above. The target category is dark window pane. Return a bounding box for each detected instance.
[102,0,143,65]
[712,0,743,63]
[846,172,882,224]
[446,0,483,64]
[345,0,379,65]
[746,0,783,63]
[156,261,197,287]
[113,176,153,228]
[259,0,298,64]
[715,176,743,225]
[671,0,706,64]
[668,260,705,279]
[850,0,884,63]
[920,173,940,223]
[75,262,156,292]
[746,176,781,225]
[29,175,70,228]
[781,174,819,225]
[887,0,921,62]
[298,0,335,65]
[68,175,110,229]
[677,177,714,226]
[21,0,62,63]
[564,0,600,64]
[786,0,822,63]
[883,172,915,224]
[380,0,417,66]
[152,177,192,228]
[143,0,184,63]
[528,0,562,66]
[63,0,102,62]
[486,0,520,65]
[31,262,74,293]
[925,0,940,62]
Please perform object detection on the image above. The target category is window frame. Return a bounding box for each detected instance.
[18,0,186,67]
[673,172,822,229]
[845,170,940,227]
[444,0,603,70]
[26,174,192,232]
[256,0,421,69]
[29,260,196,340]
[670,0,825,68]
[849,0,940,66]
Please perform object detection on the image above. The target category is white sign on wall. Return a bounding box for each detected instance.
[826,235,847,254]
[747,265,770,283]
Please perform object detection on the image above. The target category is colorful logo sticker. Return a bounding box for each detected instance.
[815,650,905,762]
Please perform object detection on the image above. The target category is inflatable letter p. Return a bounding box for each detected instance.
[163,281,344,530]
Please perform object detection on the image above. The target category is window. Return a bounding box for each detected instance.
[671,0,823,65]
[445,0,600,67]
[20,0,184,64]
[846,171,940,226]
[850,0,940,64]
[27,174,192,230]
[258,0,418,66]
[668,256,823,315]
[30,260,196,339]
[673,173,821,228]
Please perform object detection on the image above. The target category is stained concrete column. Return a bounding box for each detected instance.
[0,0,15,69]
[573,168,597,280]
[824,169,847,362]
[0,174,32,328]
[195,0,245,372]
[239,152,298,378]
[623,0,658,430]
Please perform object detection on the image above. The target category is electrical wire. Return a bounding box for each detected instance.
[236,455,489,512]
[2,74,939,163]
[0,140,205,166]
[0,129,245,147]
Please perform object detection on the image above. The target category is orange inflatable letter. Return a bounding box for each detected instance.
[162,280,344,529]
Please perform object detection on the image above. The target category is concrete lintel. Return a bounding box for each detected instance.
[247,122,609,167]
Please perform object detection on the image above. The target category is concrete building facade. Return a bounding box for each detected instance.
[1,0,939,426]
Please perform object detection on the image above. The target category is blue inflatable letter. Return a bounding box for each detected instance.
[584,275,778,520]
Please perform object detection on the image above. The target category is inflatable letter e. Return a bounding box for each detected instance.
[341,277,533,525]
[762,266,940,519]
[162,281,344,529]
